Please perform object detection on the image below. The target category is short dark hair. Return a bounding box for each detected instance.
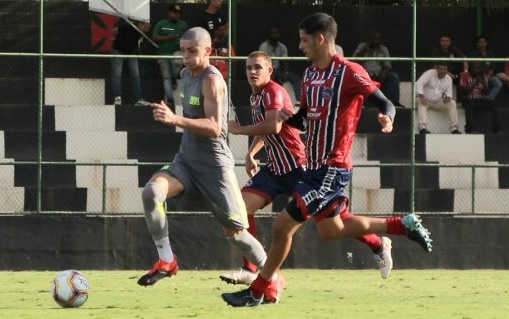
[476,35,487,42]
[168,4,182,13]
[436,61,448,68]
[298,12,337,40]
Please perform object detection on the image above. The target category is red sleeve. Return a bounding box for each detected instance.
[262,83,286,111]
[343,61,379,97]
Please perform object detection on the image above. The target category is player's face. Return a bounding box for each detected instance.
[245,56,272,90]
[180,39,211,71]
[299,30,319,61]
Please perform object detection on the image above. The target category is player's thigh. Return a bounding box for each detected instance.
[315,215,345,240]
[195,170,247,229]
[149,172,185,198]
[242,191,268,215]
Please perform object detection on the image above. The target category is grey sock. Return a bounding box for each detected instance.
[227,229,267,269]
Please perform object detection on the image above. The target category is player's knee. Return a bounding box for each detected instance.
[142,182,165,211]
[271,213,298,241]
[142,182,159,200]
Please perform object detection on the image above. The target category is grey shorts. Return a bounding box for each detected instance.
[159,156,248,229]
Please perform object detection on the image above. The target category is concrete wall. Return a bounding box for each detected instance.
[1,214,508,271]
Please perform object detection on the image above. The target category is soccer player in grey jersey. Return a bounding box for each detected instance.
[137,27,267,287]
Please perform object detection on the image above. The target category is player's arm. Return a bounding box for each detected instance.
[247,135,264,158]
[366,88,395,133]
[245,136,264,177]
[228,109,281,136]
[281,106,307,131]
[152,73,224,137]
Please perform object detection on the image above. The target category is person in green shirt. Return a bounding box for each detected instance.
[152,4,189,109]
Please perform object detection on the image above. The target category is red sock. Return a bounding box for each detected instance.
[251,275,270,299]
[355,234,382,252]
[242,214,258,272]
[386,216,406,235]
[247,214,257,237]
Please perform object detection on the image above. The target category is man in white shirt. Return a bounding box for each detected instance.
[416,62,461,134]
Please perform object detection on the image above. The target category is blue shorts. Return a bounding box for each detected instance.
[242,166,305,208]
[288,165,352,222]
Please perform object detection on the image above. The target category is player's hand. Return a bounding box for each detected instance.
[245,154,259,177]
[151,100,177,126]
[378,113,393,133]
[228,120,241,135]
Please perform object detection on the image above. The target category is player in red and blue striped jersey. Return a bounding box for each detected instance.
[222,13,433,307]
[221,51,393,287]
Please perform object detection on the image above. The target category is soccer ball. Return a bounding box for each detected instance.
[51,270,90,308]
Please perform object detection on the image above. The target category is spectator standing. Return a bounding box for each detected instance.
[196,0,226,37]
[468,35,502,101]
[460,63,500,134]
[353,31,404,107]
[430,34,468,82]
[210,22,235,80]
[497,61,509,88]
[416,63,461,134]
[152,4,189,110]
[259,26,302,101]
[110,20,151,106]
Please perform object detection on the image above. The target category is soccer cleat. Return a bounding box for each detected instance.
[219,268,257,285]
[402,214,433,252]
[114,96,122,106]
[221,288,263,307]
[373,236,393,279]
[137,257,179,286]
[263,273,286,304]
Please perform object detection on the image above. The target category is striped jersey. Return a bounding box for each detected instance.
[300,54,379,170]
[463,74,489,99]
[250,80,305,175]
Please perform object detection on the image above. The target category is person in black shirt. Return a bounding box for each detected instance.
[430,34,468,82]
[195,0,225,37]
[111,20,151,105]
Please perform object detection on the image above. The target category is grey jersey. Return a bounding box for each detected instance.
[177,65,234,172]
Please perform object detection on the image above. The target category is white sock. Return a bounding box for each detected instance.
[155,237,174,263]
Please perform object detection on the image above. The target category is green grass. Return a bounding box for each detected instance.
[1,269,508,319]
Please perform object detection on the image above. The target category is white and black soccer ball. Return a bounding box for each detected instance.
[51,270,90,308]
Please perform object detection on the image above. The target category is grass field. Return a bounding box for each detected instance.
[1,269,508,319]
